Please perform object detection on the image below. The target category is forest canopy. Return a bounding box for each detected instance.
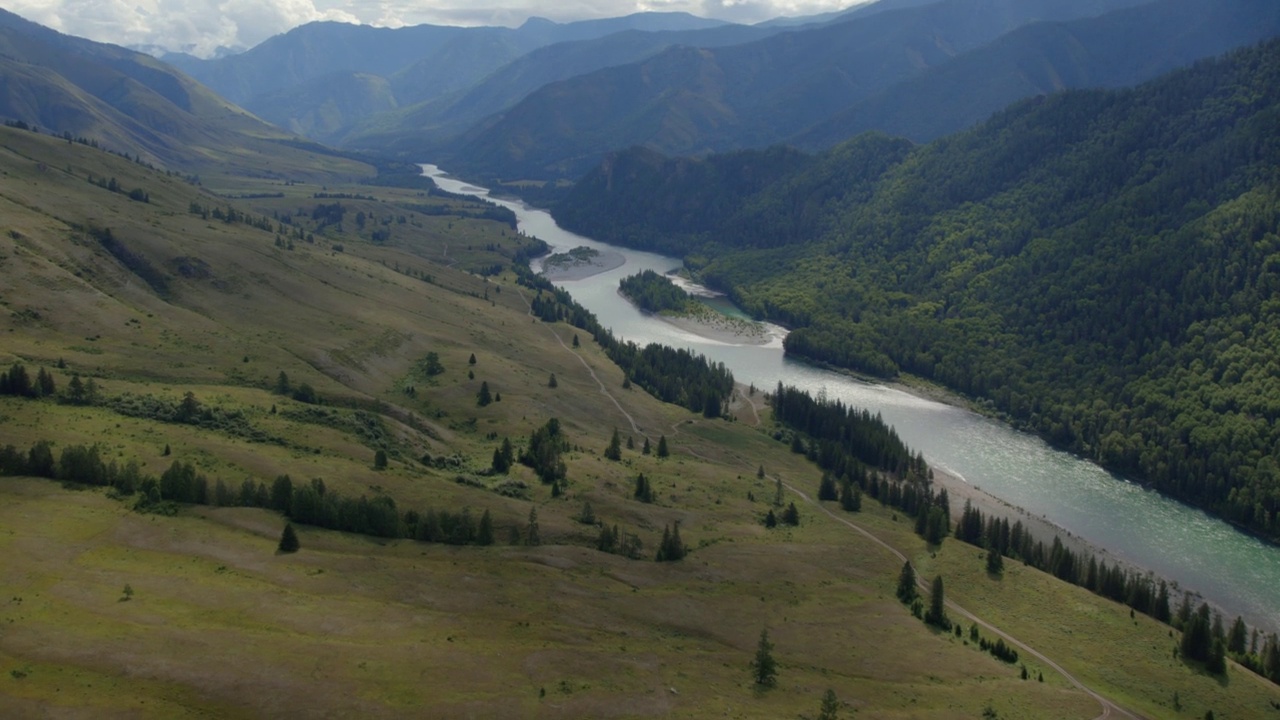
[555,39,1280,540]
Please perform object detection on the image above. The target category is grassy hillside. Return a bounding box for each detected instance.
[0,9,372,182]
[1,126,1277,717]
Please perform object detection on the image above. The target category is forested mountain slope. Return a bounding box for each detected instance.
[556,39,1280,540]
[341,23,781,153]
[444,0,1149,182]
[795,0,1280,147]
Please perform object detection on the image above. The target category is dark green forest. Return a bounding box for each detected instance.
[554,39,1280,540]
[618,270,693,313]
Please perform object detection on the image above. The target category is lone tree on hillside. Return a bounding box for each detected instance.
[751,628,778,687]
[926,575,949,629]
[477,381,492,406]
[604,428,622,460]
[818,689,840,720]
[896,561,918,604]
[278,523,300,553]
[548,372,557,388]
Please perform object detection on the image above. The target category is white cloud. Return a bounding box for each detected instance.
[6,0,867,57]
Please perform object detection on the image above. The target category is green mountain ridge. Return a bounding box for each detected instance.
[0,8,370,179]
[442,0,1151,182]
[794,0,1280,147]
[555,38,1280,540]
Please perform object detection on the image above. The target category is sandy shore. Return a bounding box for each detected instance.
[658,311,774,346]
[540,248,626,281]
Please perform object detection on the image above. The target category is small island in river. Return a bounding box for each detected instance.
[541,245,626,280]
[619,269,770,345]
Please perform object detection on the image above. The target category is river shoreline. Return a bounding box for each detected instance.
[425,162,1278,635]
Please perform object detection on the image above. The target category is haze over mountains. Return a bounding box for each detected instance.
[4,0,1275,189]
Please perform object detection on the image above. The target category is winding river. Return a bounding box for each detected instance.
[424,165,1280,636]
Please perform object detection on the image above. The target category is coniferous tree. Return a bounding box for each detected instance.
[896,561,917,604]
[656,435,669,458]
[642,437,651,454]
[839,480,861,512]
[477,381,492,406]
[469,353,477,365]
[604,428,622,461]
[817,473,838,502]
[655,522,686,562]
[548,373,558,388]
[764,509,778,528]
[1227,616,1248,655]
[818,689,840,720]
[274,371,290,395]
[986,546,1004,575]
[278,522,300,553]
[526,507,541,546]
[36,367,55,396]
[477,509,495,546]
[374,449,388,469]
[781,502,800,526]
[926,575,949,629]
[633,473,653,503]
[492,446,510,473]
[751,628,777,687]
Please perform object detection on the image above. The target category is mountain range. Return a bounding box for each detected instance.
[554,37,1280,541]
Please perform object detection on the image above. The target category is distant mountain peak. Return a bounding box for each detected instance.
[520,17,559,29]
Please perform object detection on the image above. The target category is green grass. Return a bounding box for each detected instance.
[1,125,1277,717]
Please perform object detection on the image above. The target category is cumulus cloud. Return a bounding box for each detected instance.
[6,0,866,57]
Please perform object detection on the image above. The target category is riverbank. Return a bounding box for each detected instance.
[927,463,1137,575]
[657,310,772,346]
[540,246,626,281]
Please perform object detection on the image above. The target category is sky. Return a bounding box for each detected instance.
[6,0,863,58]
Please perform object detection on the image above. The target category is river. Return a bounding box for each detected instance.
[424,164,1279,637]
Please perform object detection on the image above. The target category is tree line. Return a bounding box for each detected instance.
[952,498,1280,684]
[518,265,734,417]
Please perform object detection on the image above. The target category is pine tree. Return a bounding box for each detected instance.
[986,547,1004,575]
[817,473,838,501]
[818,689,840,720]
[656,435,669,458]
[469,353,477,365]
[751,628,778,687]
[781,502,800,526]
[572,334,580,348]
[604,428,622,461]
[548,373,557,388]
[477,510,494,546]
[477,381,492,406]
[642,437,651,454]
[926,575,948,629]
[374,449,388,469]
[278,522,300,553]
[896,561,918,604]
[526,507,541,546]
[274,370,290,395]
[634,473,653,503]
[656,522,686,562]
